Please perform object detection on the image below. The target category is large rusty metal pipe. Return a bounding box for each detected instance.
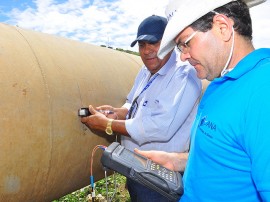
[0,23,141,202]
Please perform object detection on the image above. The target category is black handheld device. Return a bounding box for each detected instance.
[78,107,91,117]
[100,142,183,201]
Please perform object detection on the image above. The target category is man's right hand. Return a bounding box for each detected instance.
[96,105,118,119]
[134,149,189,172]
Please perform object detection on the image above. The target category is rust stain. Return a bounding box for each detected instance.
[22,89,27,95]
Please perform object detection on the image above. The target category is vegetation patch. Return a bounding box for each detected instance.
[53,173,130,202]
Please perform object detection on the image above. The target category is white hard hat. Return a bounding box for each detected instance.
[158,0,266,59]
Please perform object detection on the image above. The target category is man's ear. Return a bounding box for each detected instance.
[212,14,234,42]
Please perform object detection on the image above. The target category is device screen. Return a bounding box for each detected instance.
[120,148,147,168]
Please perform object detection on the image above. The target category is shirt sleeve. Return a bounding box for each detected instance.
[244,84,270,200]
[126,65,202,145]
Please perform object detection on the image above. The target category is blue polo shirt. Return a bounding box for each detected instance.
[181,48,270,202]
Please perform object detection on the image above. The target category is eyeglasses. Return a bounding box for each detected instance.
[177,31,198,54]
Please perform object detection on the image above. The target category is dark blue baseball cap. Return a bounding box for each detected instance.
[130,15,168,47]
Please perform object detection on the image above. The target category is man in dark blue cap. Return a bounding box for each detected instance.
[130,15,167,47]
[130,15,172,76]
[81,15,202,202]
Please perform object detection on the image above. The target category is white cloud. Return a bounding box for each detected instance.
[3,0,270,51]
[5,0,166,50]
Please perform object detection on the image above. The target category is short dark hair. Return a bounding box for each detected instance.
[190,0,252,40]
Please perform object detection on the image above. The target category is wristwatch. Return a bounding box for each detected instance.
[105,119,114,135]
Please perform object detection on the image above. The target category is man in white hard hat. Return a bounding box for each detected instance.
[136,0,270,201]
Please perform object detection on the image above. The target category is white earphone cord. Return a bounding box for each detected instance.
[221,28,235,77]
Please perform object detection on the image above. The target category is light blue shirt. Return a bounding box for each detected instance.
[181,48,270,202]
[122,49,202,152]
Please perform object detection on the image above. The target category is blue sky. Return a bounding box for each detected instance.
[0,0,269,51]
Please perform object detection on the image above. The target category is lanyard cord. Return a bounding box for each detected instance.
[127,73,159,119]
[137,73,159,98]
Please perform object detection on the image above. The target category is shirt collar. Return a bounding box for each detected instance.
[143,49,178,77]
[218,48,270,80]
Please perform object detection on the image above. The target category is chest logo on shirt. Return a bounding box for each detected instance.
[199,116,216,130]
[143,100,148,106]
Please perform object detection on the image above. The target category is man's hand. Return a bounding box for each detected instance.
[96,105,118,119]
[80,105,130,136]
[81,105,108,131]
[134,149,188,172]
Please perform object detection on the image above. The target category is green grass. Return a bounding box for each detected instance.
[53,173,130,202]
